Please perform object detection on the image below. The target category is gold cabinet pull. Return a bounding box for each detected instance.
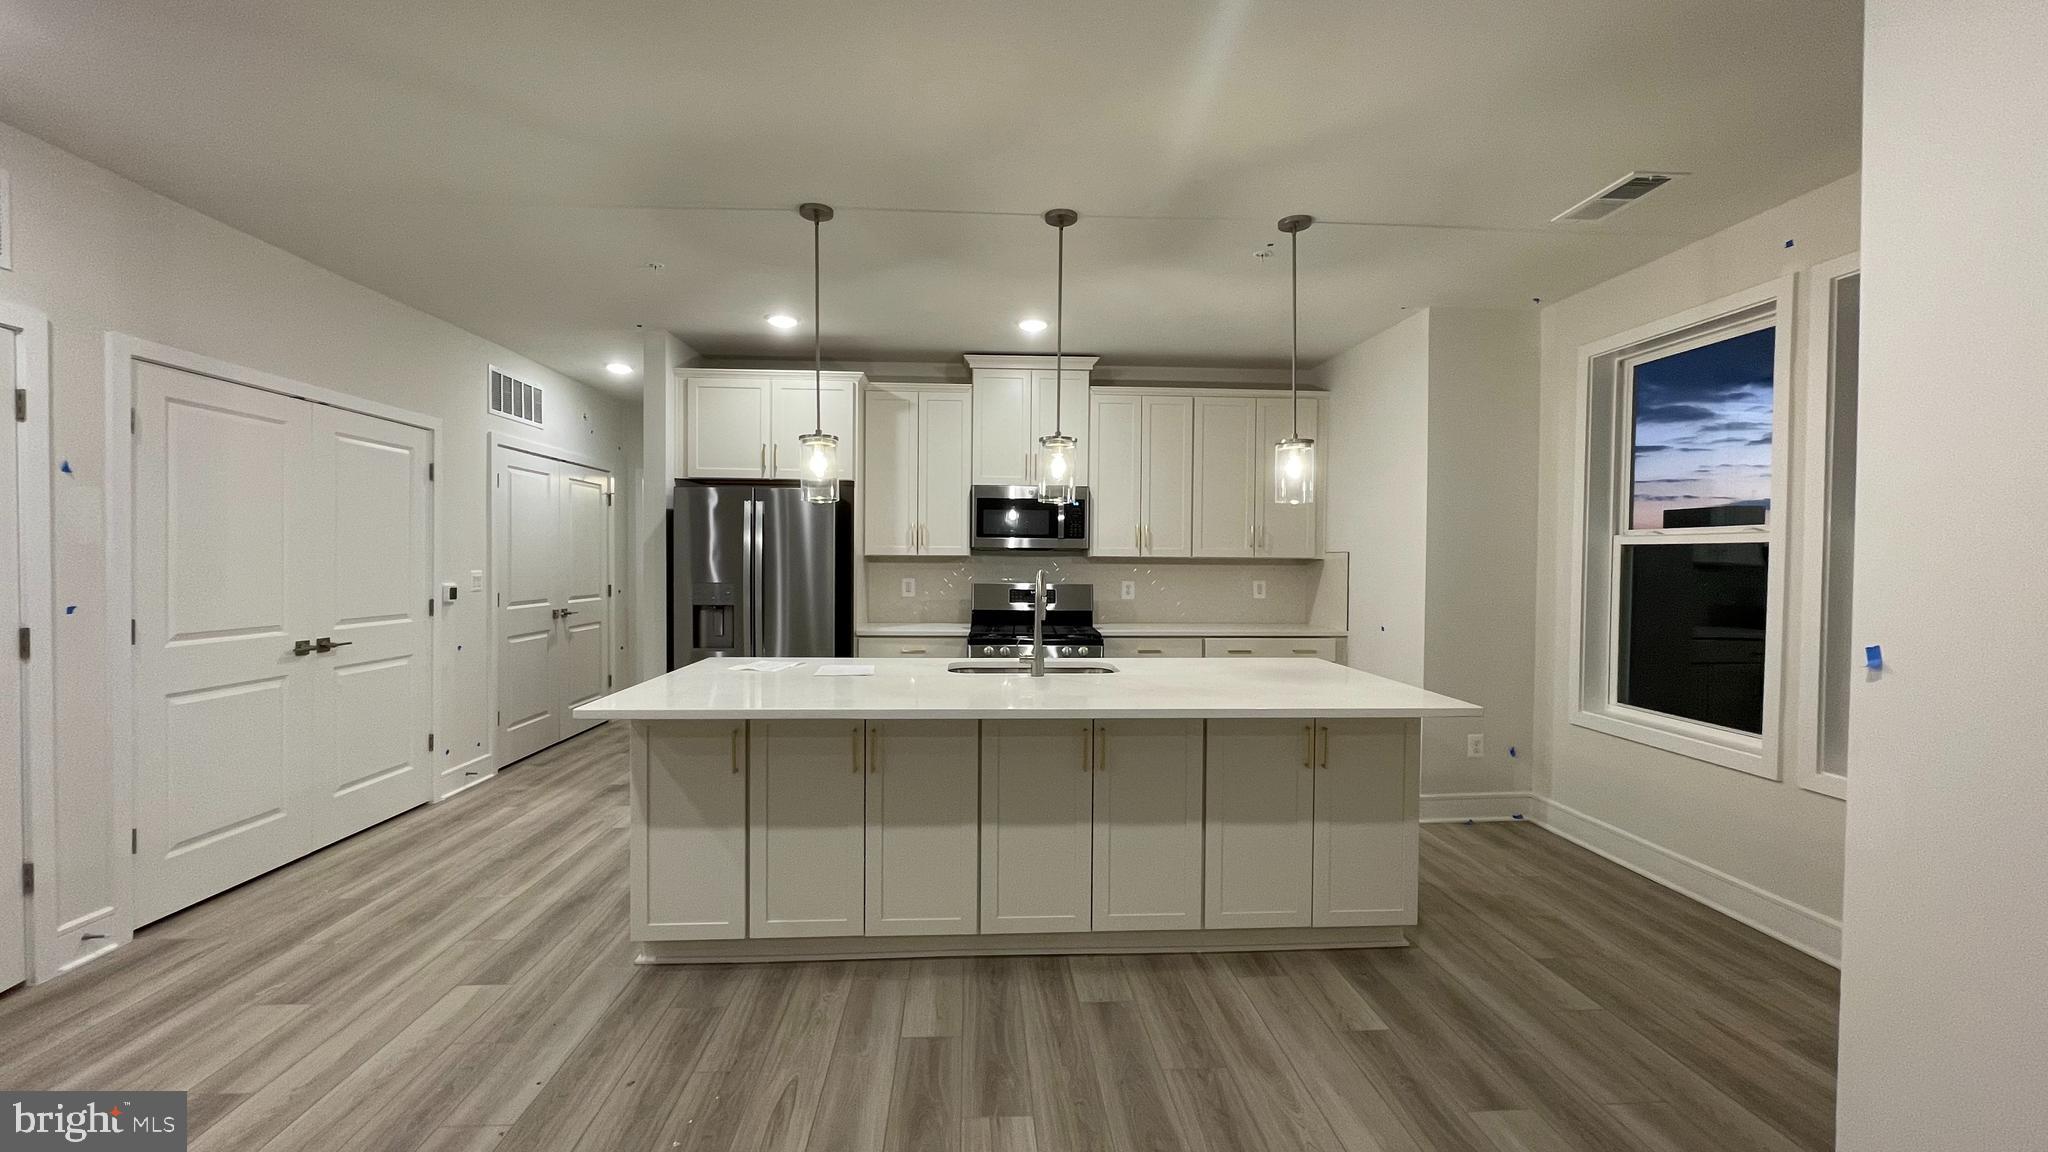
[1097,726,1108,773]
[1318,724,1330,769]
[731,725,743,774]
[869,725,880,774]
[852,724,863,774]
[1082,724,1093,773]
[1303,723,1315,769]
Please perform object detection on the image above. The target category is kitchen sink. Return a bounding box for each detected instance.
[946,660,1118,675]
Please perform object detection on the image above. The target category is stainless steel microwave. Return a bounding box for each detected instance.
[970,485,1090,551]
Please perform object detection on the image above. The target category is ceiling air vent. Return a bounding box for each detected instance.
[1551,171,1682,223]
[489,367,544,428]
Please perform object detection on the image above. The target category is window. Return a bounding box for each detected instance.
[1572,279,1794,776]
[1792,256,1860,799]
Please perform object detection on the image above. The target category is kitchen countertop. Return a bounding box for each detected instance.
[856,622,1347,638]
[576,657,1477,721]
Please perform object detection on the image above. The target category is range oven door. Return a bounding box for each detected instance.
[970,485,1089,551]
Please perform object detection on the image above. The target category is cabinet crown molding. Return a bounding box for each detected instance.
[963,354,1102,371]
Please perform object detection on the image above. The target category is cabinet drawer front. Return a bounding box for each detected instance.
[1103,637,1203,659]
[857,637,959,658]
[1204,636,1338,660]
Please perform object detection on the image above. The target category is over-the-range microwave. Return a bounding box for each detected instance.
[970,485,1090,551]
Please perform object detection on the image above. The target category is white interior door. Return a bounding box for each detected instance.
[1,324,24,990]
[306,406,433,844]
[133,364,319,924]
[494,443,613,765]
[556,464,612,740]
[493,447,561,765]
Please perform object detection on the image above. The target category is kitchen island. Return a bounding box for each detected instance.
[576,657,1480,963]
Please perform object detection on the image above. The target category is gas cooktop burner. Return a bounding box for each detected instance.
[966,581,1104,659]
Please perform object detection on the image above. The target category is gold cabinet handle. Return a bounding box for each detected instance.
[772,443,780,474]
[1292,648,1318,656]
[1303,723,1314,769]
[1226,648,1254,655]
[1097,726,1108,773]
[852,723,863,774]
[869,725,880,774]
[1318,724,1330,769]
[1082,724,1092,773]
[731,725,743,774]
[759,443,768,475]
[1137,647,1163,655]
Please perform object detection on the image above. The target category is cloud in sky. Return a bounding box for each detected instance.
[1628,326,1777,528]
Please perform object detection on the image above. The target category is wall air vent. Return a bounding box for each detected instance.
[1551,171,1683,223]
[489,367,544,428]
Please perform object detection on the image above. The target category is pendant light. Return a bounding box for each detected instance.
[1273,214,1316,505]
[1036,208,1080,505]
[796,202,840,503]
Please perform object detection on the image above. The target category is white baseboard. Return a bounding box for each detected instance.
[1421,791,1534,823]
[435,752,496,801]
[1528,795,1841,967]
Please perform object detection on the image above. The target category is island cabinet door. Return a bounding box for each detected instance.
[865,720,980,936]
[748,720,867,938]
[980,721,1094,934]
[1204,719,1316,929]
[635,721,747,941]
[1312,719,1420,927]
[1092,720,1204,931]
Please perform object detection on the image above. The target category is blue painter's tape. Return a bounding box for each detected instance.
[64,605,75,615]
[58,459,72,474]
[1864,644,1883,670]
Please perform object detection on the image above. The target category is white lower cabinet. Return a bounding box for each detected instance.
[634,721,747,941]
[980,720,1095,933]
[865,720,980,936]
[1204,636,1340,661]
[856,636,960,658]
[1204,719,1317,928]
[1092,720,1205,931]
[1311,719,1420,927]
[749,720,867,938]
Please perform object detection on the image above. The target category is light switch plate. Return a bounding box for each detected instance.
[1252,580,1268,600]
[900,578,917,598]
[1120,580,1135,600]
[469,569,484,592]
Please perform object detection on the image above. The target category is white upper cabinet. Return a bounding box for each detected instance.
[1257,395,1321,558]
[1193,396,1258,557]
[863,384,972,557]
[770,374,856,480]
[681,369,861,480]
[1140,395,1193,557]
[966,356,1095,487]
[1088,392,1141,557]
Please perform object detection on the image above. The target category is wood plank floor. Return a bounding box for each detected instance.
[0,724,1839,1151]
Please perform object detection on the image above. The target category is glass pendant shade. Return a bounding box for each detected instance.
[1037,433,1078,505]
[1273,437,1316,505]
[799,431,839,503]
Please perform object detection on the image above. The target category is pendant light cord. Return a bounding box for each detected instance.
[1054,219,1064,438]
[812,214,823,433]
[1290,226,1299,439]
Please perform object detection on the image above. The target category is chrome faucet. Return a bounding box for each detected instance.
[1028,569,1049,677]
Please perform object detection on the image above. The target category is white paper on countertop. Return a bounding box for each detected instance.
[729,659,804,672]
[814,664,876,677]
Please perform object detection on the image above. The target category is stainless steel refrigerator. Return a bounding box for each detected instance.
[670,480,855,668]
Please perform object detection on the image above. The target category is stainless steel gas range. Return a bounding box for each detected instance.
[964,581,1105,659]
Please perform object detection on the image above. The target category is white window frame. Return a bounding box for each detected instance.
[1790,254,1859,800]
[1567,276,1797,779]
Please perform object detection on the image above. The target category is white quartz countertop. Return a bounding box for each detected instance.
[856,622,1347,638]
[575,658,1479,721]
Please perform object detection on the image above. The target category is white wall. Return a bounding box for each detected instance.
[1533,175,1858,959]
[1837,1,2048,1144]
[636,330,699,684]
[0,120,638,969]
[1319,307,1538,806]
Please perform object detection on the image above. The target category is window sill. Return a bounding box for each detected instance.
[1569,707,1776,780]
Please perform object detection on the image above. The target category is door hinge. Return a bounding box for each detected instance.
[131,828,138,855]
[131,619,137,645]
[496,710,502,726]
[607,674,613,688]
[16,626,27,660]
[13,388,25,422]
[21,861,31,896]
[607,583,613,597]
[428,733,436,752]
[605,491,614,506]
[427,598,435,618]
[427,462,435,482]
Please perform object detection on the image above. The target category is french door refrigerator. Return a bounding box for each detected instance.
[670,480,854,668]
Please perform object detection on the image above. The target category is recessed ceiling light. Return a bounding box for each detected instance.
[1018,318,1048,334]
[605,361,633,376]
[766,313,800,330]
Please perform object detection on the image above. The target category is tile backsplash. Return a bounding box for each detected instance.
[866,556,1326,625]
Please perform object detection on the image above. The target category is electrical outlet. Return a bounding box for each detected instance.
[900,577,917,598]
[1251,580,1268,600]
[1466,733,1485,758]
[1120,580,1135,600]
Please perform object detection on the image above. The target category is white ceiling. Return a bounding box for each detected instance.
[0,0,1862,395]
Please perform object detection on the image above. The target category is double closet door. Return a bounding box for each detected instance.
[493,444,613,766]
[132,362,434,925]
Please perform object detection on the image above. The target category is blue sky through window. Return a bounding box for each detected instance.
[1629,326,1775,529]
